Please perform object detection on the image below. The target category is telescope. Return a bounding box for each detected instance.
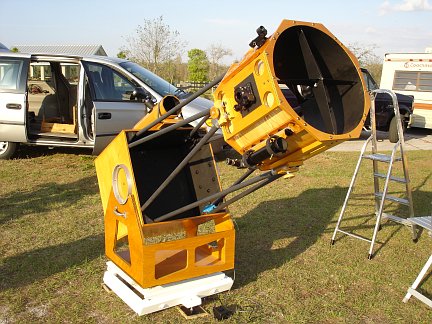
[95,19,370,315]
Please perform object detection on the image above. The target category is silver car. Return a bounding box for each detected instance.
[0,53,214,159]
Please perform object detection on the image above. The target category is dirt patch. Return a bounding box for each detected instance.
[0,305,12,324]
[26,304,48,318]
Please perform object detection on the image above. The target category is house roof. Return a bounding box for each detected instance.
[0,42,10,52]
[12,45,107,56]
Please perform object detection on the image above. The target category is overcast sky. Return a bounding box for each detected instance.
[1,0,431,63]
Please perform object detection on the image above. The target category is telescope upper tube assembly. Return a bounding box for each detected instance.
[212,20,370,172]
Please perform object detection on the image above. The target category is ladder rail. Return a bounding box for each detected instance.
[400,136,415,218]
[378,89,414,219]
[331,136,373,243]
[370,94,380,215]
[368,144,398,258]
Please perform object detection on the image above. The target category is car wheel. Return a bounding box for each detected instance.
[388,116,407,143]
[0,141,18,160]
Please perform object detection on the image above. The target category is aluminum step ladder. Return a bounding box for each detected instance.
[331,89,414,259]
[403,216,432,307]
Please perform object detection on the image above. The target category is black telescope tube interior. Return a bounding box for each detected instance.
[273,25,365,135]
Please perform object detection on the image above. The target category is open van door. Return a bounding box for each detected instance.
[82,61,148,155]
[0,54,30,143]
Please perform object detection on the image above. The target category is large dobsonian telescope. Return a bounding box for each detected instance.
[95,20,370,315]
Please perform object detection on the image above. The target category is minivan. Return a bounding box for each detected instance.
[0,53,213,159]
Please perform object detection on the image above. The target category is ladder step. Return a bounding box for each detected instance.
[382,213,413,226]
[362,153,401,163]
[375,192,410,205]
[336,229,373,243]
[373,173,407,183]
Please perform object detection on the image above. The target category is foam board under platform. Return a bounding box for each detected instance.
[103,261,234,315]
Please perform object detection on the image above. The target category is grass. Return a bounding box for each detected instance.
[0,146,431,323]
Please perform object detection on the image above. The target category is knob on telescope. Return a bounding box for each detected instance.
[249,26,268,48]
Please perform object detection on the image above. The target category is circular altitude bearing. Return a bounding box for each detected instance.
[112,164,133,205]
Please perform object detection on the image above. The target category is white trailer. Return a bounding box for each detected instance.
[380,53,432,129]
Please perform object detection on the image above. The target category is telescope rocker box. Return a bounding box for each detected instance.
[95,128,235,289]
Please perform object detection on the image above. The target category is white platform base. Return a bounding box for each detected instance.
[103,261,234,315]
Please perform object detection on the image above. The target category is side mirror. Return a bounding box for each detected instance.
[131,87,150,101]
[131,87,156,110]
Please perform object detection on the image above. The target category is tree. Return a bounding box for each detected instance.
[117,51,127,59]
[187,49,209,82]
[11,47,19,53]
[122,16,186,80]
[161,54,188,85]
[348,42,383,82]
[207,44,232,80]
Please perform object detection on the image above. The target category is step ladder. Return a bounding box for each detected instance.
[331,89,414,259]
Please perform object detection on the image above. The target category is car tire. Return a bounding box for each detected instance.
[0,141,18,160]
[388,116,407,143]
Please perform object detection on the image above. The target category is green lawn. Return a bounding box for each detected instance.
[0,146,431,323]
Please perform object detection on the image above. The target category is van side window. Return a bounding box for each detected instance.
[84,63,137,102]
[393,71,432,92]
[0,59,25,91]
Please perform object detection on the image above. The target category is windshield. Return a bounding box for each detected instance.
[362,70,379,91]
[119,61,187,98]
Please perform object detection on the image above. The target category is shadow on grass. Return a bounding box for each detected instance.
[411,173,432,215]
[233,186,346,287]
[0,176,98,225]
[14,145,93,159]
[373,176,432,256]
[0,234,104,290]
[0,174,102,291]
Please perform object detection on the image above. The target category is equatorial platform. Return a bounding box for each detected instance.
[103,261,234,315]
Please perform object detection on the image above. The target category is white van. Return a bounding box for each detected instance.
[380,52,432,129]
[0,53,213,159]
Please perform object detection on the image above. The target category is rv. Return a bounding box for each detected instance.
[380,52,432,129]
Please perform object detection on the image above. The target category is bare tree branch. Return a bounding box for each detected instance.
[207,43,233,80]
[348,42,380,66]
[122,16,186,77]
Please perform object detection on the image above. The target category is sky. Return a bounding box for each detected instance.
[1,0,431,64]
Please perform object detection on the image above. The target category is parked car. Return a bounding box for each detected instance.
[0,53,214,159]
[361,68,413,143]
